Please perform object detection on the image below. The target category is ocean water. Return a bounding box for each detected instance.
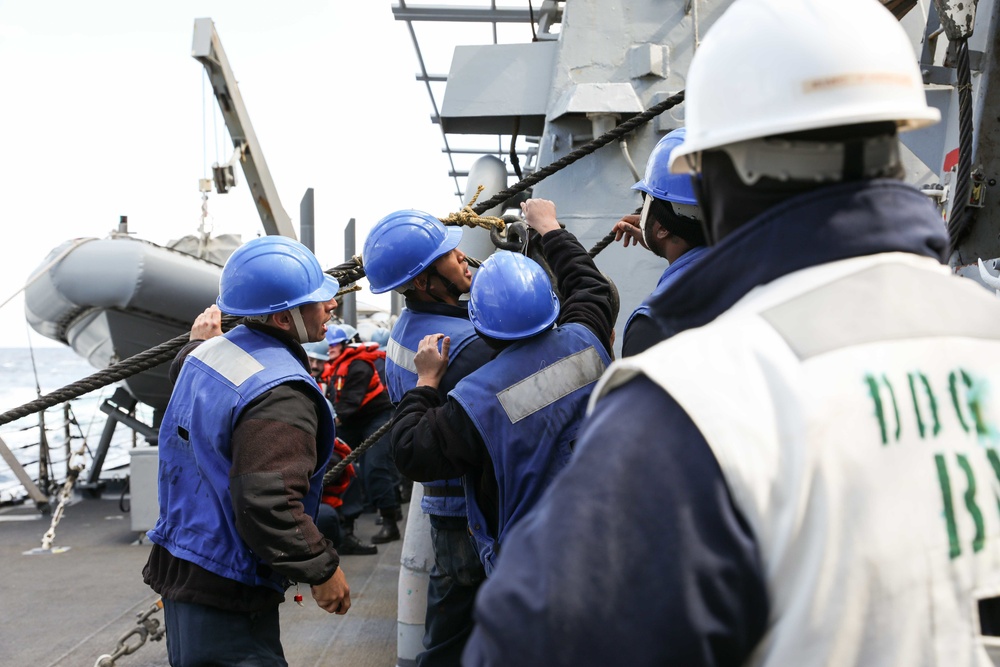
[0,346,154,504]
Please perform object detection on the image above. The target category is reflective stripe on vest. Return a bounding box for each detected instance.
[452,323,611,574]
[386,337,417,376]
[148,326,334,592]
[386,307,482,517]
[497,346,607,424]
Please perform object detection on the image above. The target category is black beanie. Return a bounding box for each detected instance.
[649,197,706,247]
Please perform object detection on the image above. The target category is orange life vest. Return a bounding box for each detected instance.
[322,343,387,409]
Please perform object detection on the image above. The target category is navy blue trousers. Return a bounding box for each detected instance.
[417,514,486,667]
[339,408,400,511]
[162,599,285,666]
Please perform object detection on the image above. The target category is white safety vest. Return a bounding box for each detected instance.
[593,253,1000,666]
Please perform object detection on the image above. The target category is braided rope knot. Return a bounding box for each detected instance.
[439,207,506,232]
[439,185,506,232]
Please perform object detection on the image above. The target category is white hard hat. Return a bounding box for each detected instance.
[669,0,940,174]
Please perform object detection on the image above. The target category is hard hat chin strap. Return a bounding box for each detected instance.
[721,135,901,186]
[424,266,464,303]
[289,307,311,344]
[639,195,655,249]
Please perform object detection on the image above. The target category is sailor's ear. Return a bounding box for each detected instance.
[411,273,428,291]
[268,309,294,332]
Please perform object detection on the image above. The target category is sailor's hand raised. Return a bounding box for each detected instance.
[415,334,450,389]
[521,198,561,236]
[613,214,647,249]
[190,305,223,341]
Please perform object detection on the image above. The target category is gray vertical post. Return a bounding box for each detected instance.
[391,292,404,317]
[344,218,357,327]
[300,189,315,252]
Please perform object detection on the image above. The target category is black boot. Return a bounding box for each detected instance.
[338,519,378,556]
[374,507,404,525]
[371,508,401,544]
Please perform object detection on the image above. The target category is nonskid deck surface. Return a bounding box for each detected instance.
[0,497,403,667]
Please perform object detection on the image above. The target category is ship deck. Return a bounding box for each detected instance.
[0,495,403,666]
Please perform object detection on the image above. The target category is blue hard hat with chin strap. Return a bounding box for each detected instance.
[363,209,463,294]
[217,236,339,317]
[632,128,699,206]
[468,251,560,340]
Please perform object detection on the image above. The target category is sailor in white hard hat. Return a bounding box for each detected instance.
[463,0,1000,665]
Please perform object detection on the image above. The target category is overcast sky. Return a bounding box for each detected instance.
[0,1,526,349]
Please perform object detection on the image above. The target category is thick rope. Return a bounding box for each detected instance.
[328,259,366,287]
[1,91,685,426]
[0,335,188,428]
[948,39,975,256]
[0,315,240,429]
[588,230,619,258]
[470,90,685,215]
[323,419,393,485]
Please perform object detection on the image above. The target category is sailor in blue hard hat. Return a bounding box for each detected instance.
[362,208,493,664]
[614,127,709,356]
[389,198,616,578]
[144,235,351,666]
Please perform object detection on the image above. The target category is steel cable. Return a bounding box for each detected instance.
[948,38,975,256]
[470,90,685,215]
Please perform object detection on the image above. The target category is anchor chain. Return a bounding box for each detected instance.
[93,600,166,667]
[39,449,84,551]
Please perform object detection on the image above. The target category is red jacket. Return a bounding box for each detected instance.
[321,438,355,509]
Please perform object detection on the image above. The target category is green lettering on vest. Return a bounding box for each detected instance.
[950,370,971,434]
[956,453,985,553]
[920,373,941,437]
[960,369,989,436]
[883,374,901,442]
[908,373,926,439]
[934,453,962,559]
[866,374,887,445]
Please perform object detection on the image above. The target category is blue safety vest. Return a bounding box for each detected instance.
[386,307,481,516]
[147,326,335,592]
[624,244,710,336]
[450,323,611,574]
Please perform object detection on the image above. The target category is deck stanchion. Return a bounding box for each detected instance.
[396,484,434,667]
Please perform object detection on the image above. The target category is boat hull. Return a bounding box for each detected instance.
[24,236,226,412]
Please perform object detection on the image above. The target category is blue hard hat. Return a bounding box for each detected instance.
[369,327,390,347]
[217,236,340,317]
[469,251,559,340]
[632,128,699,205]
[325,325,348,346]
[339,324,358,343]
[363,210,463,294]
[303,341,330,361]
